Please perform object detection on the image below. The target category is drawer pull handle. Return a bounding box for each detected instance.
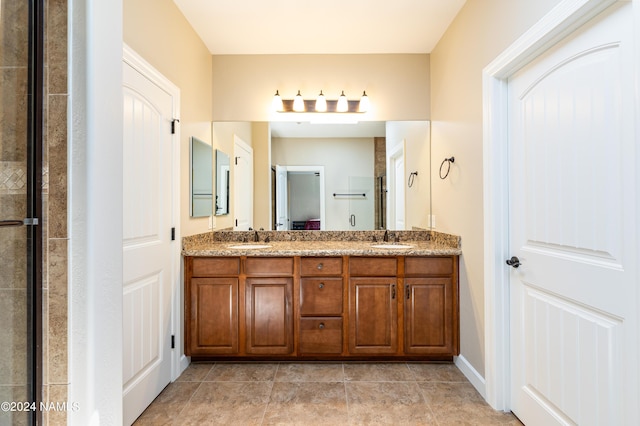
[317,263,323,270]
[318,283,324,289]
[319,323,325,329]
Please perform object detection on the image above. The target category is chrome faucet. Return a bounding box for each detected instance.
[254,230,260,242]
[383,230,389,242]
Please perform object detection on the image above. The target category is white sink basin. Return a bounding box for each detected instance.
[371,244,413,249]
[227,244,272,249]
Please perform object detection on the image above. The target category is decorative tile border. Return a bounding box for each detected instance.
[0,161,27,193]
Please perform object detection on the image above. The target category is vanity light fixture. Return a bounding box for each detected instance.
[293,90,305,112]
[272,90,370,113]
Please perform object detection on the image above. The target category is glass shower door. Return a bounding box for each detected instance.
[1,0,43,424]
[348,176,374,230]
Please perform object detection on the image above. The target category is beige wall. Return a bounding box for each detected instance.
[430,0,564,377]
[212,54,430,121]
[252,122,272,230]
[124,0,213,237]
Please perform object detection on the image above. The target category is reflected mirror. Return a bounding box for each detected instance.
[189,136,213,217]
[215,149,230,215]
[212,120,431,231]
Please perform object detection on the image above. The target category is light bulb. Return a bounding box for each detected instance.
[272,90,284,112]
[293,90,305,112]
[337,91,348,112]
[359,91,369,113]
[315,90,327,112]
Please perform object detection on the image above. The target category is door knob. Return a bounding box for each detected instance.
[506,256,521,268]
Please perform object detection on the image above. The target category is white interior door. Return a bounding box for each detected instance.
[122,51,177,425]
[387,142,405,230]
[508,4,637,425]
[275,165,289,230]
[234,135,253,230]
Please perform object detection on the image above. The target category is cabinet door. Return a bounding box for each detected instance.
[188,278,239,355]
[404,277,456,355]
[348,277,398,354]
[245,277,293,354]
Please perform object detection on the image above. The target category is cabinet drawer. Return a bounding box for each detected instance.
[244,257,294,275]
[300,278,343,315]
[191,257,240,276]
[299,318,343,354]
[349,257,397,276]
[405,257,453,276]
[300,257,343,276]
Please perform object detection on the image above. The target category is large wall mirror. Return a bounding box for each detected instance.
[212,120,431,231]
[189,136,213,217]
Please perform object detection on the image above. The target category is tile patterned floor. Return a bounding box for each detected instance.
[134,362,522,426]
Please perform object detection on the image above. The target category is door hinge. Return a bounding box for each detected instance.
[171,227,175,241]
[171,335,175,349]
[235,156,238,165]
[235,219,238,226]
[171,119,180,134]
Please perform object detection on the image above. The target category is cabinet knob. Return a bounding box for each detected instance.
[316,263,324,270]
[318,283,324,289]
[318,323,325,329]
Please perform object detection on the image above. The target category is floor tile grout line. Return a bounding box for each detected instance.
[172,380,205,425]
[342,363,351,425]
[257,362,279,426]
[170,362,215,425]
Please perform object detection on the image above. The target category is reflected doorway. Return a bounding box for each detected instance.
[274,165,325,231]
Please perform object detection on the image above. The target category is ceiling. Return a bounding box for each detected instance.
[173,0,466,55]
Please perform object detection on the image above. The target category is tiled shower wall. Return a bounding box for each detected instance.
[0,2,29,423]
[0,1,68,425]
[44,0,69,424]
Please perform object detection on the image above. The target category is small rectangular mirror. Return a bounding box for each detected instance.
[190,136,213,217]
[215,149,230,215]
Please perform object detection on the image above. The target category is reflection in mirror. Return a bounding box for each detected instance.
[211,121,431,231]
[270,121,387,231]
[215,149,230,215]
[190,136,213,217]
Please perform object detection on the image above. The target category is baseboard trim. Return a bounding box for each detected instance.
[455,355,486,400]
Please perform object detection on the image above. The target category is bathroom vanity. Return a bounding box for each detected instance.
[183,230,461,361]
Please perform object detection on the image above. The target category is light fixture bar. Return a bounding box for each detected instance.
[274,90,368,113]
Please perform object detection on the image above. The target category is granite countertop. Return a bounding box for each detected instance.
[182,230,461,257]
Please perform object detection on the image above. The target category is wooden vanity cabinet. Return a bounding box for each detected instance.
[403,257,459,355]
[244,257,294,355]
[348,257,398,354]
[185,254,459,359]
[184,256,294,357]
[185,257,240,356]
[298,257,344,355]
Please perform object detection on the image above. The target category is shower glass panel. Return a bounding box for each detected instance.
[1,0,43,424]
[348,176,374,230]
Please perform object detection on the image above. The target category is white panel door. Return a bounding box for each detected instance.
[234,135,253,230]
[275,165,289,230]
[508,4,636,425]
[122,58,175,425]
[388,142,405,230]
